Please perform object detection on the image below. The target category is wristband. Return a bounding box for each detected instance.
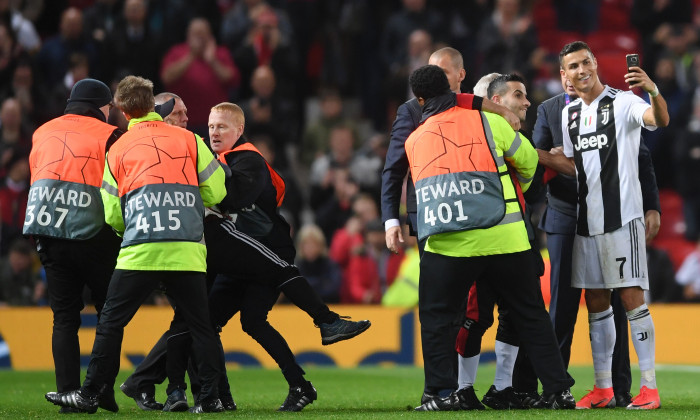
[472,95,483,111]
[649,84,659,97]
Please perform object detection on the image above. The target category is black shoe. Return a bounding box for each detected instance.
[162,388,189,412]
[615,391,633,408]
[278,382,318,412]
[420,392,437,405]
[189,398,224,413]
[455,386,485,410]
[98,385,119,412]
[513,390,541,409]
[318,317,371,345]
[533,389,576,409]
[220,394,237,411]
[481,385,524,410]
[120,382,164,411]
[58,406,87,414]
[45,389,98,414]
[414,393,458,411]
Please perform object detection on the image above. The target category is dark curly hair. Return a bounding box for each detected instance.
[409,65,450,101]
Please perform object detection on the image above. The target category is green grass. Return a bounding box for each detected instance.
[1,365,699,419]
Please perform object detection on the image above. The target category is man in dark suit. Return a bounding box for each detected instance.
[380,47,519,408]
[533,72,661,407]
[382,47,519,254]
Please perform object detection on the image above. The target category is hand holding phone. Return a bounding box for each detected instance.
[626,54,640,71]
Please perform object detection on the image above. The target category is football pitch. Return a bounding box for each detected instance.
[1,365,698,419]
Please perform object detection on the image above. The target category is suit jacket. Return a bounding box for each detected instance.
[381,98,422,234]
[533,92,661,232]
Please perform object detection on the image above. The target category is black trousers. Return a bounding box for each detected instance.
[121,309,201,398]
[204,218,331,324]
[209,276,306,387]
[419,250,573,395]
[547,230,631,394]
[129,218,319,398]
[37,226,120,393]
[164,275,307,396]
[82,269,221,401]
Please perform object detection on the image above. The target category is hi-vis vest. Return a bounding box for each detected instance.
[405,107,511,240]
[218,142,286,237]
[106,121,204,247]
[24,114,115,239]
[219,142,286,206]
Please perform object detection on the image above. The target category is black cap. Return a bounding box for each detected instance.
[154,98,175,119]
[67,78,112,107]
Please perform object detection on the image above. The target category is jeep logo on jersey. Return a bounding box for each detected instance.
[574,133,609,152]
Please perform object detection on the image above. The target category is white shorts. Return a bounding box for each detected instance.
[571,218,648,290]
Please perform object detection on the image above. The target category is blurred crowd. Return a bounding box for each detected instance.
[3,0,700,307]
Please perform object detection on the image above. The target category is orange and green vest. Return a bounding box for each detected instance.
[24,114,116,239]
[106,119,204,247]
[406,108,537,257]
[101,112,226,272]
[405,107,507,240]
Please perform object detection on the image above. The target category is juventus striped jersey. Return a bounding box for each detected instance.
[562,85,655,236]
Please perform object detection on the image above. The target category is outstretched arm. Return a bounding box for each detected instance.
[537,147,575,177]
[625,66,670,128]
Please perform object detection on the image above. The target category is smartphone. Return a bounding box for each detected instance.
[626,54,640,71]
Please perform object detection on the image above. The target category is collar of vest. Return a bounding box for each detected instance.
[64,102,107,122]
[127,111,164,130]
[421,92,457,123]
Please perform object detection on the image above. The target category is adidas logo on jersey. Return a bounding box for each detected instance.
[574,133,608,152]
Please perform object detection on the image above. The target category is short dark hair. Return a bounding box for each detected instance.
[559,41,593,67]
[410,65,451,100]
[487,73,527,99]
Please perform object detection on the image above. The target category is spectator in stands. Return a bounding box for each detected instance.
[232,5,299,102]
[0,56,49,125]
[82,0,121,44]
[650,23,697,92]
[675,238,700,302]
[631,0,693,80]
[385,28,433,113]
[46,51,90,120]
[301,87,358,167]
[9,0,43,24]
[380,0,446,80]
[310,124,380,205]
[644,51,689,187]
[295,223,342,304]
[476,0,540,82]
[0,21,21,92]
[239,65,297,169]
[103,0,163,92]
[36,7,99,89]
[0,237,44,305]
[0,97,32,167]
[0,150,28,255]
[160,17,238,136]
[675,86,700,241]
[328,193,379,271]
[0,0,40,54]
[341,218,402,304]
[221,0,294,65]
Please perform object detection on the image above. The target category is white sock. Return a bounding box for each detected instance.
[628,303,657,389]
[493,341,518,391]
[589,306,615,389]
[458,354,479,390]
